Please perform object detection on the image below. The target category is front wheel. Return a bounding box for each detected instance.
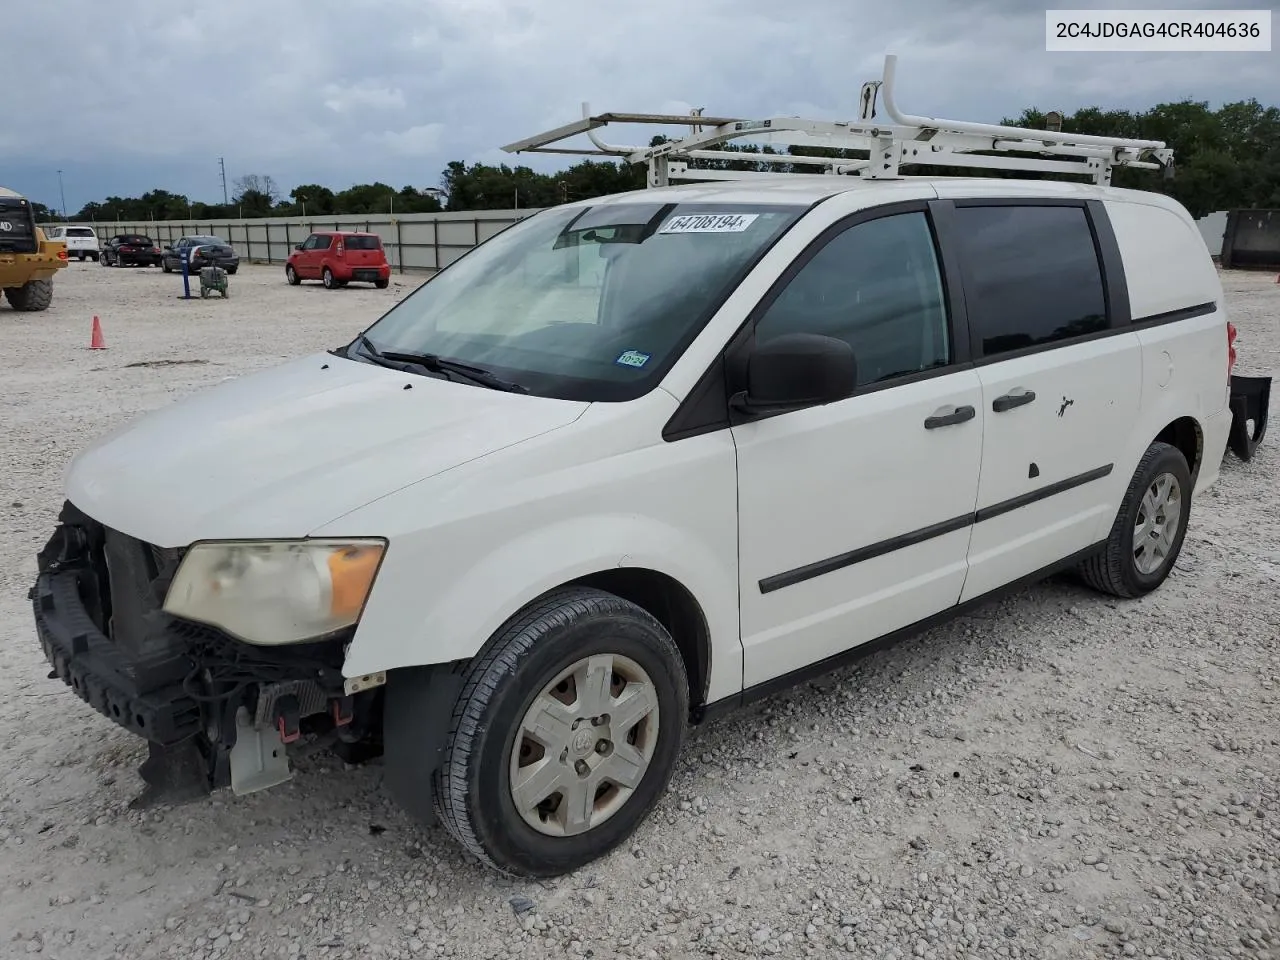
[1078,441,1192,598]
[431,586,688,878]
[286,265,300,285]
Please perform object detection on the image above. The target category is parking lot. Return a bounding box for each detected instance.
[1,260,1278,960]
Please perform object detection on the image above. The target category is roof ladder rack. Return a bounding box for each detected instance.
[501,55,1174,188]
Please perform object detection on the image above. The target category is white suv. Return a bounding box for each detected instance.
[43,224,100,261]
[30,175,1264,877]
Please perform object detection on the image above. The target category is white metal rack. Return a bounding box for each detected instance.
[502,55,1174,188]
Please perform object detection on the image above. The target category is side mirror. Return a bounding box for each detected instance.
[294,243,304,251]
[163,245,172,251]
[732,332,857,414]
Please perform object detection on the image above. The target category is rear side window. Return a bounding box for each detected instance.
[345,235,381,250]
[954,204,1107,358]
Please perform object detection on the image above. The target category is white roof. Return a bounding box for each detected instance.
[567,175,1156,209]
[0,186,24,199]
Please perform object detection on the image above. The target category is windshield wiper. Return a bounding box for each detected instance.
[355,335,527,393]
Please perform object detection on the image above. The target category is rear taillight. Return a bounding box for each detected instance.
[57,249,68,261]
[1227,321,1238,380]
[335,242,344,255]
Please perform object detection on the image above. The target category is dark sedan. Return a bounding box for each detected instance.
[161,235,239,275]
[101,234,163,267]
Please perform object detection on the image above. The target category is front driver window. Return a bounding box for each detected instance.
[754,211,952,387]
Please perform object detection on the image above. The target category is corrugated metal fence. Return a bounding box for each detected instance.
[80,209,542,273]
[49,205,1254,268]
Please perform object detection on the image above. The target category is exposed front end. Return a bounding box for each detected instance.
[30,501,385,806]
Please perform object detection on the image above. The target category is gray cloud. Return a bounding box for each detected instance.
[8,0,1277,209]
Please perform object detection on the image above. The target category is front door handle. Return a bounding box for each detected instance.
[924,404,976,429]
[992,388,1036,412]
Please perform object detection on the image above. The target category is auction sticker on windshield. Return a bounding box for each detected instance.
[659,213,759,234]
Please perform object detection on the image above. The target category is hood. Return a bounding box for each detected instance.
[64,353,587,547]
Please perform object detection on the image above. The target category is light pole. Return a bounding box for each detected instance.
[56,169,67,220]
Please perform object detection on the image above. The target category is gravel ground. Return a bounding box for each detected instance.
[1,261,1278,960]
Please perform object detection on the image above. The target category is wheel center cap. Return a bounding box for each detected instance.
[571,729,595,756]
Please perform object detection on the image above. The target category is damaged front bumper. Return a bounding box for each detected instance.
[30,502,381,807]
[1228,374,1271,462]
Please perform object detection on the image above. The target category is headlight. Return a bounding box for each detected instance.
[163,539,387,645]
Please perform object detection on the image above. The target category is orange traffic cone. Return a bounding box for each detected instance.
[90,315,106,350]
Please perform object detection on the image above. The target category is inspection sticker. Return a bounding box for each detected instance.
[659,213,759,234]
[614,349,652,368]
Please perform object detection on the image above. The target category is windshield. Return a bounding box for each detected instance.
[352,201,805,400]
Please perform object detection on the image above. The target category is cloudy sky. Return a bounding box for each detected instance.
[7,0,1277,213]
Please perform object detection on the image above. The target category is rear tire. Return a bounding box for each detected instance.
[322,267,336,289]
[4,278,54,311]
[1078,441,1192,598]
[431,586,688,878]
[375,277,389,289]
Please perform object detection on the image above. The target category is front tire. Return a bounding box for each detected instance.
[4,278,54,311]
[1078,441,1192,598]
[286,265,300,285]
[432,586,688,878]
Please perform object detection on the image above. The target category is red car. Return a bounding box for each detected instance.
[285,230,391,289]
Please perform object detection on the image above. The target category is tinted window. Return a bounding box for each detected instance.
[345,235,381,250]
[66,228,95,237]
[754,211,951,386]
[954,205,1107,357]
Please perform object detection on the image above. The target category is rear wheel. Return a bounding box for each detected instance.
[431,586,688,878]
[226,266,237,275]
[322,267,336,289]
[4,278,54,311]
[375,277,389,289]
[286,265,300,285]
[1078,441,1192,598]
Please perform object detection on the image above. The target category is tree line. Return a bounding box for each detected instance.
[36,96,1279,225]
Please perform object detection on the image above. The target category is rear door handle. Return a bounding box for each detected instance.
[924,404,976,429]
[992,388,1036,412]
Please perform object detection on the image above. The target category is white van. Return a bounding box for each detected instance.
[42,224,100,261]
[29,92,1271,877]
